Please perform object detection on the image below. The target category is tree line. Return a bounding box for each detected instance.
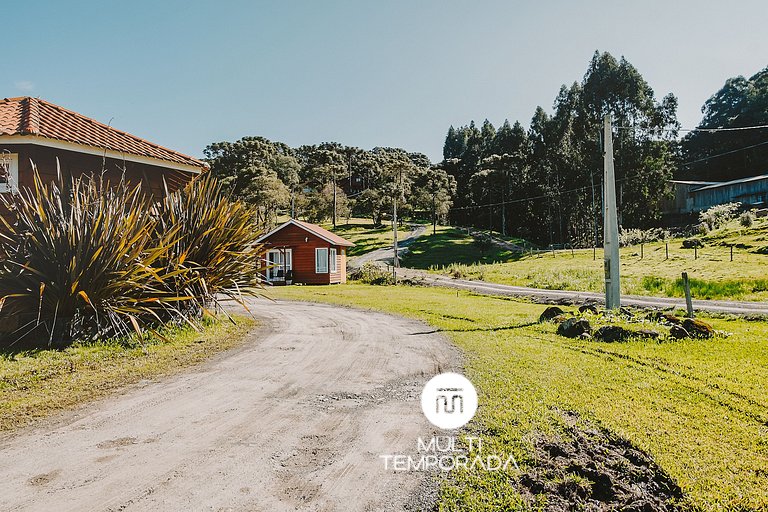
[203,140,455,233]
[204,51,768,246]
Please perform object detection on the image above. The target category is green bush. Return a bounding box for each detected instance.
[739,211,754,227]
[0,171,263,346]
[699,202,741,230]
[349,263,395,285]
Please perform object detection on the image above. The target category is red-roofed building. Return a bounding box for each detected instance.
[0,97,207,196]
[256,219,355,285]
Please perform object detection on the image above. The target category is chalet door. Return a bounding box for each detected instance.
[266,249,292,281]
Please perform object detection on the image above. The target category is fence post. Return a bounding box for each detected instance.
[682,271,694,318]
[571,245,574,258]
[694,246,698,260]
[640,242,644,260]
[730,245,734,262]
[666,242,669,260]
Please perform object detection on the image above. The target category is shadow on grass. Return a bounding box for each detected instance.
[409,321,538,335]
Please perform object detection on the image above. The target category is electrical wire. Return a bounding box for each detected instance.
[616,123,768,133]
[449,125,768,212]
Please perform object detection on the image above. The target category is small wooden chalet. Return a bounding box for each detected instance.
[0,97,207,198]
[256,219,355,285]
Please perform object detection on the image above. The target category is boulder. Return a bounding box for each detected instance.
[646,312,683,325]
[578,304,599,314]
[594,325,632,342]
[636,329,660,340]
[557,318,592,338]
[682,238,704,249]
[539,306,565,323]
[670,325,689,339]
[682,318,715,339]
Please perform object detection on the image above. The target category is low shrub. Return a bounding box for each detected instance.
[699,202,741,230]
[740,211,754,227]
[619,227,670,247]
[349,263,395,285]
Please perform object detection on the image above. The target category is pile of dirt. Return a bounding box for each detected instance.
[517,411,684,511]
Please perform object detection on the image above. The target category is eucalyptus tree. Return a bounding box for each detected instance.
[682,65,768,181]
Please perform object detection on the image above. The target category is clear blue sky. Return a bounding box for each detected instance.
[8,1,767,162]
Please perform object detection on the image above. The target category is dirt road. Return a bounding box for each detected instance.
[350,224,427,268]
[0,300,459,512]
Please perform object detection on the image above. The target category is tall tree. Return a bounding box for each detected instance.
[681,66,768,181]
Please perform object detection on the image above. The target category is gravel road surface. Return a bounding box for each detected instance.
[0,300,460,512]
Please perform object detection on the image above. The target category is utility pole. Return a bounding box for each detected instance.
[603,114,621,309]
[332,166,337,229]
[393,169,401,280]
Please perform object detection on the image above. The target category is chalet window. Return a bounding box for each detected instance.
[315,247,329,274]
[0,153,19,193]
[329,248,337,273]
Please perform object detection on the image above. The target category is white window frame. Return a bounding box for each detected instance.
[0,153,19,193]
[266,248,292,281]
[315,247,329,274]
[329,248,337,273]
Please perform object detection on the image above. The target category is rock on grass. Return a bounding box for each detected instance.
[682,318,715,339]
[540,306,566,323]
[557,318,591,338]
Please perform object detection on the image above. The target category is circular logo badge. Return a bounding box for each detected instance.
[420,372,478,430]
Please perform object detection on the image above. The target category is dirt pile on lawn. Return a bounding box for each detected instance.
[517,410,684,511]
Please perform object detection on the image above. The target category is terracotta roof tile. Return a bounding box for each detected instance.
[293,220,356,247]
[0,97,207,169]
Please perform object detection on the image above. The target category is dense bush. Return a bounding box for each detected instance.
[0,171,263,346]
[349,263,395,285]
[619,227,670,247]
[699,202,741,230]
[740,211,755,227]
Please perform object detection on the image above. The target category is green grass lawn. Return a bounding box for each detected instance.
[268,283,768,510]
[403,220,768,301]
[323,218,393,256]
[324,217,427,257]
[0,316,254,432]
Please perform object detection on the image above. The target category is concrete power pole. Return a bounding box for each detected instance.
[603,114,621,309]
[393,192,399,280]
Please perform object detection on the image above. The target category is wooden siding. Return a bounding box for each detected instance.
[0,143,194,197]
[261,223,348,285]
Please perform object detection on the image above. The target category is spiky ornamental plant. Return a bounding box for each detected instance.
[0,169,194,346]
[153,175,265,316]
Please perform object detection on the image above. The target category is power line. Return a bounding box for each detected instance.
[681,139,768,167]
[616,123,768,133]
[449,131,768,212]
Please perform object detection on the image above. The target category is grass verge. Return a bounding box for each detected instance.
[0,315,255,432]
[268,283,768,510]
[402,220,768,301]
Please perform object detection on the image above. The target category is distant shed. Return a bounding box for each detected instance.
[256,219,355,285]
[689,174,768,212]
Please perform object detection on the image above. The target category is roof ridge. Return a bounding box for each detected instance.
[31,97,203,164]
[21,97,40,135]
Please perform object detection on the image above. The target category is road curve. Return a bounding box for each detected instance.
[350,224,427,268]
[398,268,768,315]
[0,300,460,512]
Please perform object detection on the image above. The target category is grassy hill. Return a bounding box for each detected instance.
[401,219,768,301]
